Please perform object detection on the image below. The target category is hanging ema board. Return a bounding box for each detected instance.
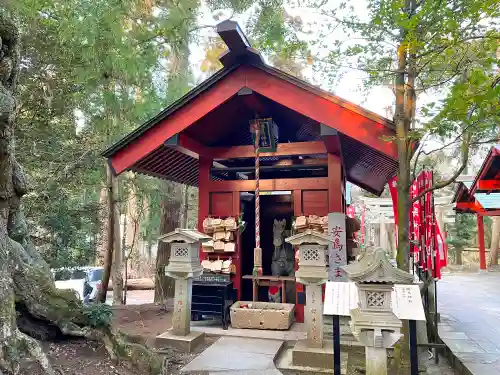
[323,281,426,321]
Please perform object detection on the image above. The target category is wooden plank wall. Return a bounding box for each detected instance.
[302,190,329,216]
[210,192,233,217]
[207,191,242,299]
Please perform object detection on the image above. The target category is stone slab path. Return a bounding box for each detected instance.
[191,320,306,341]
[181,336,284,374]
[439,272,500,375]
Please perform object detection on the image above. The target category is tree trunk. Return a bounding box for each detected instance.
[111,170,123,305]
[97,164,114,303]
[154,182,180,303]
[394,6,413,371]
[490,217,500,266]
[395,48,411,273]
[0,14,59,373]
[180,184,189,228]
[0,13,163,375]
[96,186,108,266]
[147,239,153,263]
[126,179,140,275]
[455,246,463,265]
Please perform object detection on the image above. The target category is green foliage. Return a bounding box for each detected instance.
[313,0,499,272]
[6,0,175,267]
[248,1,311,77]
[447,214,476,249]
[83,303,113,328]
[318,0,500,141]
[3,0,312,269]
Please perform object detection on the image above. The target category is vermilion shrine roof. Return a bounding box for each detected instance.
[103,21,400,195]
[454,145,500,214]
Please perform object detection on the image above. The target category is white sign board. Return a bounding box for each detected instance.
[328,213,347,281]
[323,281,426,321]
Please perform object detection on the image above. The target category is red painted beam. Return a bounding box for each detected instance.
[240,66,397,159]
[478,210,500,217]
[208,177,328,192]
[169,134,230,170]
[455,201,485,212]
[470,153,495,196]
[328,153,343,212]
[477,215,487,270]
[322,135,341,155]
[211,141,327,160]
[109,65,397,174]
[477,179,500,191]
[177,133,213,160]
[198,157,211,262]
[110,73,246,174]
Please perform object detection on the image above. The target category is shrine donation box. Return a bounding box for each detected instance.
[230,301,295,330]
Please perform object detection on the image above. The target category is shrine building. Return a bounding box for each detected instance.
[454,145,500,269]
[103,20,399,322]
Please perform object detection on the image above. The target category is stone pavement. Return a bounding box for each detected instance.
[438,272,500,375]
[180,336,284,374]
[191,319,306,341]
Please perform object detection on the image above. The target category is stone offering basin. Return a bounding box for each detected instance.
[230,301,295,330]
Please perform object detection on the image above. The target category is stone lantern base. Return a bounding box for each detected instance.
[156,330,205,353]
[291,340,335,369]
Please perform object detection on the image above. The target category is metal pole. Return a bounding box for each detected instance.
[434,279,439,364]
[409,320,419,375]
[430,170,439,364]
[333,315,341,375]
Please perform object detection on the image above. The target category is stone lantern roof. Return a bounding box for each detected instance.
[341,248,413,284]
[158,228,212,244]
[285,230,332,246]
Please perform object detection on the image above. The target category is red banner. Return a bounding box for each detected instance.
[388,176,398,224]
[390,170,444,279]
[361,204,366,245]
[346,205,356,218]
[388,176,398,246]
[410,178,421,260]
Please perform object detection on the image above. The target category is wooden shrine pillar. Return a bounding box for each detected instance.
[293,189,305,323]
[477,214,487,270]
[232,191,242,300]
[198,157,212,261]
[328,153,343,213]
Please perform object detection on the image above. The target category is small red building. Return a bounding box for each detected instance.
[104,21,399,321]
[454,145,500,269]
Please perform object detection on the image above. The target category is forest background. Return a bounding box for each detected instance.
[6,0,500,288]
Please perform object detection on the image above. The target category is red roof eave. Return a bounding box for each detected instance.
[108,65,398,176]
[470,145,500,196]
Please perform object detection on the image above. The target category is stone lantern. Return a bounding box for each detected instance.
[286,230,332,350]
[156,228,211,352]
[342,248,414,375]
[286,229,331,285]
[159,228,210,279]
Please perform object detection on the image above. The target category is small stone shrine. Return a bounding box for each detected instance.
[285,230,333,368]
[156,228,211,352]
[342,248,414,375]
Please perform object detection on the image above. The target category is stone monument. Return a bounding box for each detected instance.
[342,248,414,375]
[156,228,211,352]
[285,230,333,368]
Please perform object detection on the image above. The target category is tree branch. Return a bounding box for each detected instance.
[411,133,429,181]
[411,132,472,203]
